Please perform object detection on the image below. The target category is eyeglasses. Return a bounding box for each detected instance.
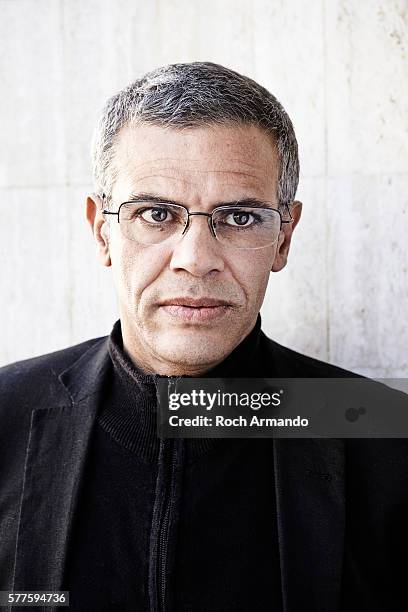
[102,199,293,250]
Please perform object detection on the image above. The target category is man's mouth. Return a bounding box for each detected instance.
[158,297,232,322]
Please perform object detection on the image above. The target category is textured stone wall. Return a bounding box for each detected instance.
[1,0,407,376]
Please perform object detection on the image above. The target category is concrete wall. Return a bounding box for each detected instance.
[1,0,407,377]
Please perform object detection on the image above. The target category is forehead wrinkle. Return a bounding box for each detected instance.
[130,174,265,197]
[122,152,267,164]
[199,169,259,179]
[128,167,261,181]
[131,173,198,187]
[122,154,268,176]
[218,157,274,171]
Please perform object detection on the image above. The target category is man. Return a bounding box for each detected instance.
[0,62,407,612]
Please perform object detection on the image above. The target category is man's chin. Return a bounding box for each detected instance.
[153,329,232,371]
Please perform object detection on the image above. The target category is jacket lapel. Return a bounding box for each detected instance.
[12,338,111,594]
[274,438,345,612]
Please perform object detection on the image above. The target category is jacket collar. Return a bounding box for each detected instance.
[12,325,345,612]
[58,335,112,404]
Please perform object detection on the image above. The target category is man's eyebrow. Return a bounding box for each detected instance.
[126,193,275,209]
[127,192,181,206]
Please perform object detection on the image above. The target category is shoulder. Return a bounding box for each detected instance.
[0,336,108,403]
[259,331,359,378]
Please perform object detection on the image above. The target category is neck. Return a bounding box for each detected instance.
[122,342,229,377]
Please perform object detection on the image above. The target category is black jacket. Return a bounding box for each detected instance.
[1,320,408,612]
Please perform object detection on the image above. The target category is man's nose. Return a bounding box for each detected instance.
[169,214,225,276]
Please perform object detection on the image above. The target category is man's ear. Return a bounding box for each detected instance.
[86,194,111,267]
[271,200,302,272]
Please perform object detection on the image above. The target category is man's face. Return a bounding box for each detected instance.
[88,123,300,375]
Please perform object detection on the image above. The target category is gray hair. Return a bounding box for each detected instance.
[92,62,299,209]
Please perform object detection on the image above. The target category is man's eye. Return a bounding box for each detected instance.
[225,210,255,227]
[139,207,172,223]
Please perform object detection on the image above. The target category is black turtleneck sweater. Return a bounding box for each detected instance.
[63,316,283,612]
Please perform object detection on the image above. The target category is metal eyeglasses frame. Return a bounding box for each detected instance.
[101,195,294,248]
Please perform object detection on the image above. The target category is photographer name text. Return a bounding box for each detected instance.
[168,415,309,428]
